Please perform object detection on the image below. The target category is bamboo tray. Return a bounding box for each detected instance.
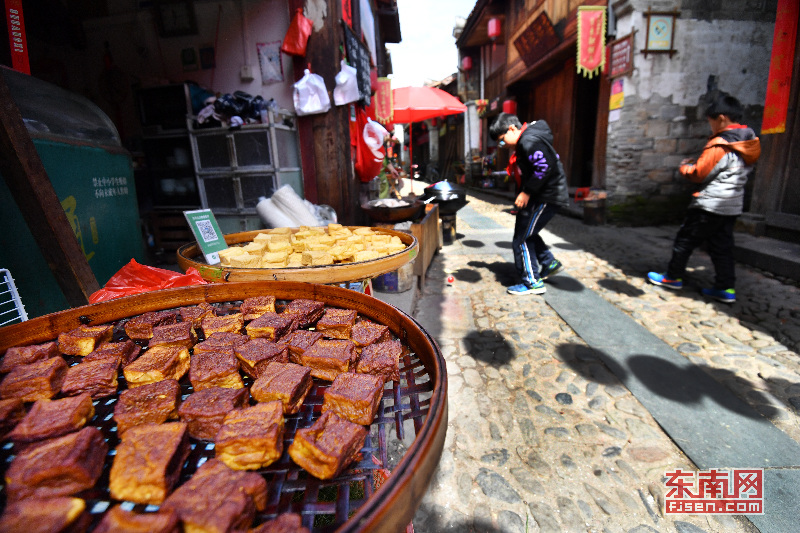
[176,228,418,284]
[0,282,448,532]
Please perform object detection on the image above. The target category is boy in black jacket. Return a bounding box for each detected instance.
[490,113,569,295]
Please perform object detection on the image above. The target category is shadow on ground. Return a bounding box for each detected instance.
[463,330,516,366]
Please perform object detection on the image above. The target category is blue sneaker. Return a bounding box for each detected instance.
[647,272,683,290]
[701,287,736,303]
[507,280,546,295]
[540,259,564,280]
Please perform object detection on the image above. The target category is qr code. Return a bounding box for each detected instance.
[196,220,219,243]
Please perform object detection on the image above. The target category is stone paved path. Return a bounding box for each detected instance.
[408,189,798,533]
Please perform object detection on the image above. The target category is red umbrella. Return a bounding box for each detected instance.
[391,86,466,177]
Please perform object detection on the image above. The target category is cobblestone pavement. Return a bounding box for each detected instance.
[409,189,799,533]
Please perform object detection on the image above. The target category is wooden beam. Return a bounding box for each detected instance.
[0,72,100,307]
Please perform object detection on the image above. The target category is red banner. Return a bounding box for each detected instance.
[342,0,352,28]
[5,0,30,75]
[374,77,393,125]
[576,6,606,79]
[762,0,798,134]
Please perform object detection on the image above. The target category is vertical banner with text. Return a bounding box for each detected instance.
[5,0,29,75]
[375,77,393,125]
[761,0,798,134]
[576,6,606,79]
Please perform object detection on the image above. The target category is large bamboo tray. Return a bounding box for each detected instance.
[0,282,447,532]
[176,228,418,284]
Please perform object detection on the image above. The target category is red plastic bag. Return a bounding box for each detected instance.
[281,8,313,56]
[89,259,208,304]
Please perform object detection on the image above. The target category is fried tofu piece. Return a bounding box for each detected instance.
[179,303,217,330]
[215,402,285,470]
[296,339,357,381]
[0,356,68,402]
[266,240,292,253]
[8,394,94,444]
[250,362,312,414]
[240,296,277,321]
[316,308,358,339]
[0,497,90,533]
[353,250,383,262]
[268,227,292,235]
[249,513,310,533]
[241,241,267,255]
[286,253,304,268]
[114,379,181,435]
[301,250,334,266]
[229,253,261,268]
[0,341,60,373]
[322,373,384,426]
[355,339,403,383]
[5,427,107,501]
[162,459,267,533]
[287,412,368,480]
[246,312,297,342]
[84,340,140,368]
[234,338,289,378]
[149,322,197,350]
[178,386,250,440]
[0,397,25,439]
[93,505,180,533]
[109,422,191,505]
[123,345,190,388]
[281,330,323,364]
[189,350,244,391]
[252,232,272,243]
[219,247,247,266]
[57,324,113,356]
[201,313,245,337]
[281,299,325,327]
[261,252,288,268]
[350,320,391,348]
[193,332,249,354]
[125,310,179,340]
[60,357,119,399]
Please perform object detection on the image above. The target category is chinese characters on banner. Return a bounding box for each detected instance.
[761,0,798,134]
[5,0,30,75]
[576,6,606,79]
[664,468,764,514]
[375,77,393,125]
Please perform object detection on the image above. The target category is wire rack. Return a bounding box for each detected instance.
[0,269,27,326]
[0,298,436,532]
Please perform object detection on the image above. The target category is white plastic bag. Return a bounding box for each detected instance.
[333,60,359,106]
[293,69,330,116]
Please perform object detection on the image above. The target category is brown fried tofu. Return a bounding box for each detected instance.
[235,338,289,378]
[193,332,250,354]
[282,330,323,364]
[245,312,297,342]
[162,459,267,533]
[84,340,140,368]
[249,513,310,533]
[94,505,179,533]
[201,313,245,337]
[355,339,403,383]
[240,296,277,321]
[0,397,25,439]
[315,308,358,339]
[178,302,217,330]
[350,320,391,348]
[123,345,190,388]
[57,324,113,356]
[109,422,190,505]
[114,379,181,435]
[178,386,250,440]
[0,497,90,533]
[0,341,60,373]
[125,310,179,340]
[8,393,94,444]
[0,356,68,402]
[322,373,384,426]
[287,412,368,480]
[149,322,197,350]
[250,362,313,415]
[5,427,108,501]
[215,402,284,470]
[281,299,325,327]
[189,350,244,391]
[296,339,357,381]
[60,357,120,399]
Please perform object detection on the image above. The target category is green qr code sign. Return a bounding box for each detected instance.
[184,209,228,265]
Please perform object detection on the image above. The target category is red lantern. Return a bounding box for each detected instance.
[461,56,472,71]
[488,18,501,41]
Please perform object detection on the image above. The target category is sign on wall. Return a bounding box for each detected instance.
[514,12,560,68]
[642,10,678,58]
[343,22,371,106]
[608,32,634,79]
